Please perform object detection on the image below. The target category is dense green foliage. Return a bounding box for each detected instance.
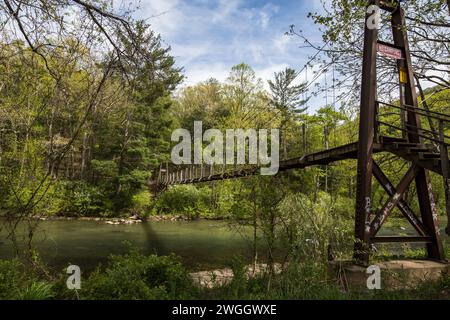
[0,34,181,218]
[154,185,213,219]
[76,251,196,300]
[1,249,449,300]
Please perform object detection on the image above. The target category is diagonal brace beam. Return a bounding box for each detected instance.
[373,162,428,236]
[371,163,426,236]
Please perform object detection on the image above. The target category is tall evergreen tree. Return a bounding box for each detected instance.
[268,67,308,159]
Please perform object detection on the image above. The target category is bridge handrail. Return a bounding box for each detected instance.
[376,100,450,122]
[377,120,450,147]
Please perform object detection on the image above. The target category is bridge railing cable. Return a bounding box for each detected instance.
[377,100,450,122]
[375,100,450,148]
[155,162,264,187]
[375,100,450,199]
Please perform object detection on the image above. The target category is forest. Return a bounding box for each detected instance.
[0,0,449,300]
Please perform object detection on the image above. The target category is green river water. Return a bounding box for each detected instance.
[0,220,259,272]
[0,218,448,273]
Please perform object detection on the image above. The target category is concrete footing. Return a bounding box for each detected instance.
[329,259,450,290]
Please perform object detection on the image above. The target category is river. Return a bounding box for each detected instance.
[0,218,448,273]
[0,219,260,272]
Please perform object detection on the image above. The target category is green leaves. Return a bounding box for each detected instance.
[155,185,212,219]
[268,67,308,117]
[81,251,195,300]
[91,160,118,178]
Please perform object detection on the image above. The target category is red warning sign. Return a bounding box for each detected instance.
[377,43,402,60]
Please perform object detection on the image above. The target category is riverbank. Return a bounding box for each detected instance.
[1,250,449,300]
[34,214,230,225]
[190,263,283,288]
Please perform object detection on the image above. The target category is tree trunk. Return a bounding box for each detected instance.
[116,111,131,195]
[80,132,88,179]
[323,126,329,193]
[251,184,258,275]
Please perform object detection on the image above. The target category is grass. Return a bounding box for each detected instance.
[0,246,449,300]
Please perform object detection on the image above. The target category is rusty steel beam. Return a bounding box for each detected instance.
[370,164,419,236]
[353,0,380,264]
[372,162,428,236]
[379,0,399,12]
[391,8,445,260]
[439,120,450,235]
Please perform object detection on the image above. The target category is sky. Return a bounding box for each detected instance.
[134,0,328,112]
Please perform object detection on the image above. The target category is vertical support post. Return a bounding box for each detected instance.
[391,7,444,260]
[166,162,169,184]
[302,123,307,156]
[200,163,204,180]
[439,120,450,235]
[156,163,162,187]
[374,101,380,143]
[354,1,379,264]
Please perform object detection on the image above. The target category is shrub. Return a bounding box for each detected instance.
[58,181,107,216]
[90,160,118,178]
[0,259,22,299]
[108,170,152,211]
[130,189,152,217]
[277,192,353,262]
[155,185,212,218]
[266,261,344,299]
[206,259,345,300]
[215,180,252,219]
[0,259,55,300]
[17,281,54,300]
[80,250,197,300]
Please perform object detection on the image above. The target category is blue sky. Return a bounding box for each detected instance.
[135,0,327,111]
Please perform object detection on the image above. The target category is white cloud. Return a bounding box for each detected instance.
[255,63,289,89]
[136,0,328,112]
[211,0,241,23]
[181,62,231,85]
[273,34,291,53]
[141,0,183,36]
[172,42,211,65]
[258,3,279,29]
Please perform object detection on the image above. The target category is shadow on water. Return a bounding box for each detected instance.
[140,220,166,255]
